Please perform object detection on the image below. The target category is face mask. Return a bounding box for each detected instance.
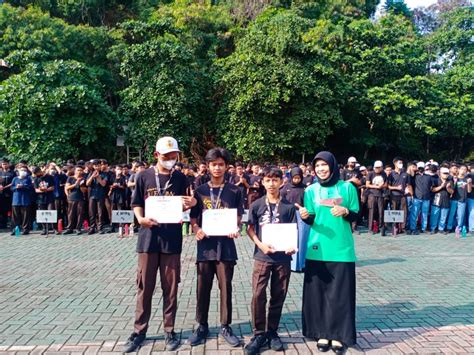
[19,171,27,178]
[397,162,403,169]
[50,170,57,175]
[160,159,176,171]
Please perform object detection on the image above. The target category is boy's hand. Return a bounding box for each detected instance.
[182,196,197,210]
[261,243,276,255]
[285,247,298,256]
[228,230,240,239]
[195,228,207,241]
[138,217,159,228]
[295,203,310,219]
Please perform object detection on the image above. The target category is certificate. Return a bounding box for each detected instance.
[145,196,183,224]
[261,223,298,252]
[202,209,238,236]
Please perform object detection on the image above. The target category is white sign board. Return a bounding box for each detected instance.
[36,210,58,223]
[384,210,405,223]
[112,210,134,224]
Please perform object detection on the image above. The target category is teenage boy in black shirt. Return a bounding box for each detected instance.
[0,158,14,229]
[230,162,250,208]
[33,167,57,235]
[124,136,196,353]
[387,157,409,233]
[342,157,362,233]
[366,161,388,235]
[409,162,433,234]
[64,166,87,235]
[109,165,127,233]
[86,160,109,234]
[245,166,297,354]
[187,148,243,348]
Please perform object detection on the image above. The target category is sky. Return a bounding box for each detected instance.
[405,0,438,8]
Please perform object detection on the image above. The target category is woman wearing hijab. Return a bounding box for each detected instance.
[281,167,309,272]
[298,151,359,354]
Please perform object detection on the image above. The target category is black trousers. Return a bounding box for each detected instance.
[66,200,84,231]
[196,261,235,326]
[12,205,31,232]
[88,198,105,231]
[367,195,384,231]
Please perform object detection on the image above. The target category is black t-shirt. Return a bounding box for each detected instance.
[248,196,296,264]
[280,183,304,206]
[110,175,127,204]
[431,177,451,208]
[131,167,188,253]
[0,170,15,198]
[88,172,109,200]
[414,173,433,200]
[194,174,210,188]
[367,171,387,197]
[453,177,468,202]
[66,177,85,202]
[388,170,409,197]
[230,173,250,206]
[342,169,361,186]
[34,175,55,205]
[190,182,244,262]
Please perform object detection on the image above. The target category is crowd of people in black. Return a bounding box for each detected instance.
[0,155,472,237]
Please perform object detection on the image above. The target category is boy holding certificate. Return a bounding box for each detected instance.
[187,148,244,347]
[245,166,297,355]
[124,136,196,353]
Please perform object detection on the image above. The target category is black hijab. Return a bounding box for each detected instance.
[290,167,305,187]
[311,151,340,187]
[281,167,305,205]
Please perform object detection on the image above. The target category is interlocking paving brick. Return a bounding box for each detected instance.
[0,230,473,354]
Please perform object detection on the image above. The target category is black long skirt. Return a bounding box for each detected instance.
[302,259,356,346]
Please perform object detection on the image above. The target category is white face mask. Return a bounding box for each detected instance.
[397,162,403,169]
[159,159,176,171]
[19,171,27,178]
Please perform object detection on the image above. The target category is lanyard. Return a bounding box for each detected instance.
[265,197,280,224]
[208,182,224,209]
[155,169,172,196]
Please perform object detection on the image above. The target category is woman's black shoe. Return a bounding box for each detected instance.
[317,339,330,352]
[331,342,347,354]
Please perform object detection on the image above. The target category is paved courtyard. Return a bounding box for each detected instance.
[0,229,473,354]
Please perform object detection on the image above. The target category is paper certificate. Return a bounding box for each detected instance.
[202,209,238,236]
[145,196,183,224]
[261,223,298,252]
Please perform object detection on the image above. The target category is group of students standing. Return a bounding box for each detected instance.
[340,157,474,236]
[123,136,359,355]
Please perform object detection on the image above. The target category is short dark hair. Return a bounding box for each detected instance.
[393,157,403,164]
[205,148,231,165]
[262,166,283,179]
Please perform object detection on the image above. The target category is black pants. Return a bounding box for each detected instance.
[251,260,291,335]
[66,200,84,231]
[196,261,235,326]
[368,195,384,231]
[0,195,11,228]
[89,198,105,231]
[12,205,31,232]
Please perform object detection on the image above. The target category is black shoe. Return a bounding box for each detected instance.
[99,230,106,234]
[380,227,386,236]
[10,230,15,236]
[413,229,420,235]
[317,339,330,352]
[244,334,267,355]
[123,332,146,353]
[267,330,284,351]
[88,229,96,235]
[443,230,448,235]
[76,230,83,235]
[430,230,435,235]
[55,230,62,235]
[187,324,208,346]
[165,331,180,351]
[22,230,29,235]
[331,341,347,354]
[63,230,73,235]
[220,325,240,347]
[40,230,47,235]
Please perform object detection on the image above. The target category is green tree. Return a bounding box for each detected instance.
[218,9,344,161]
[0,60,116,163]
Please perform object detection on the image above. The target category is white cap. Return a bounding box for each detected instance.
[432,161,439,166]
[359,166,367,171]
[155,136,180,155]
[440,167,449,174]
[417,161,425,169]
[348,156,357,163]
[355,163,361,168]
[374,160,383,168]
